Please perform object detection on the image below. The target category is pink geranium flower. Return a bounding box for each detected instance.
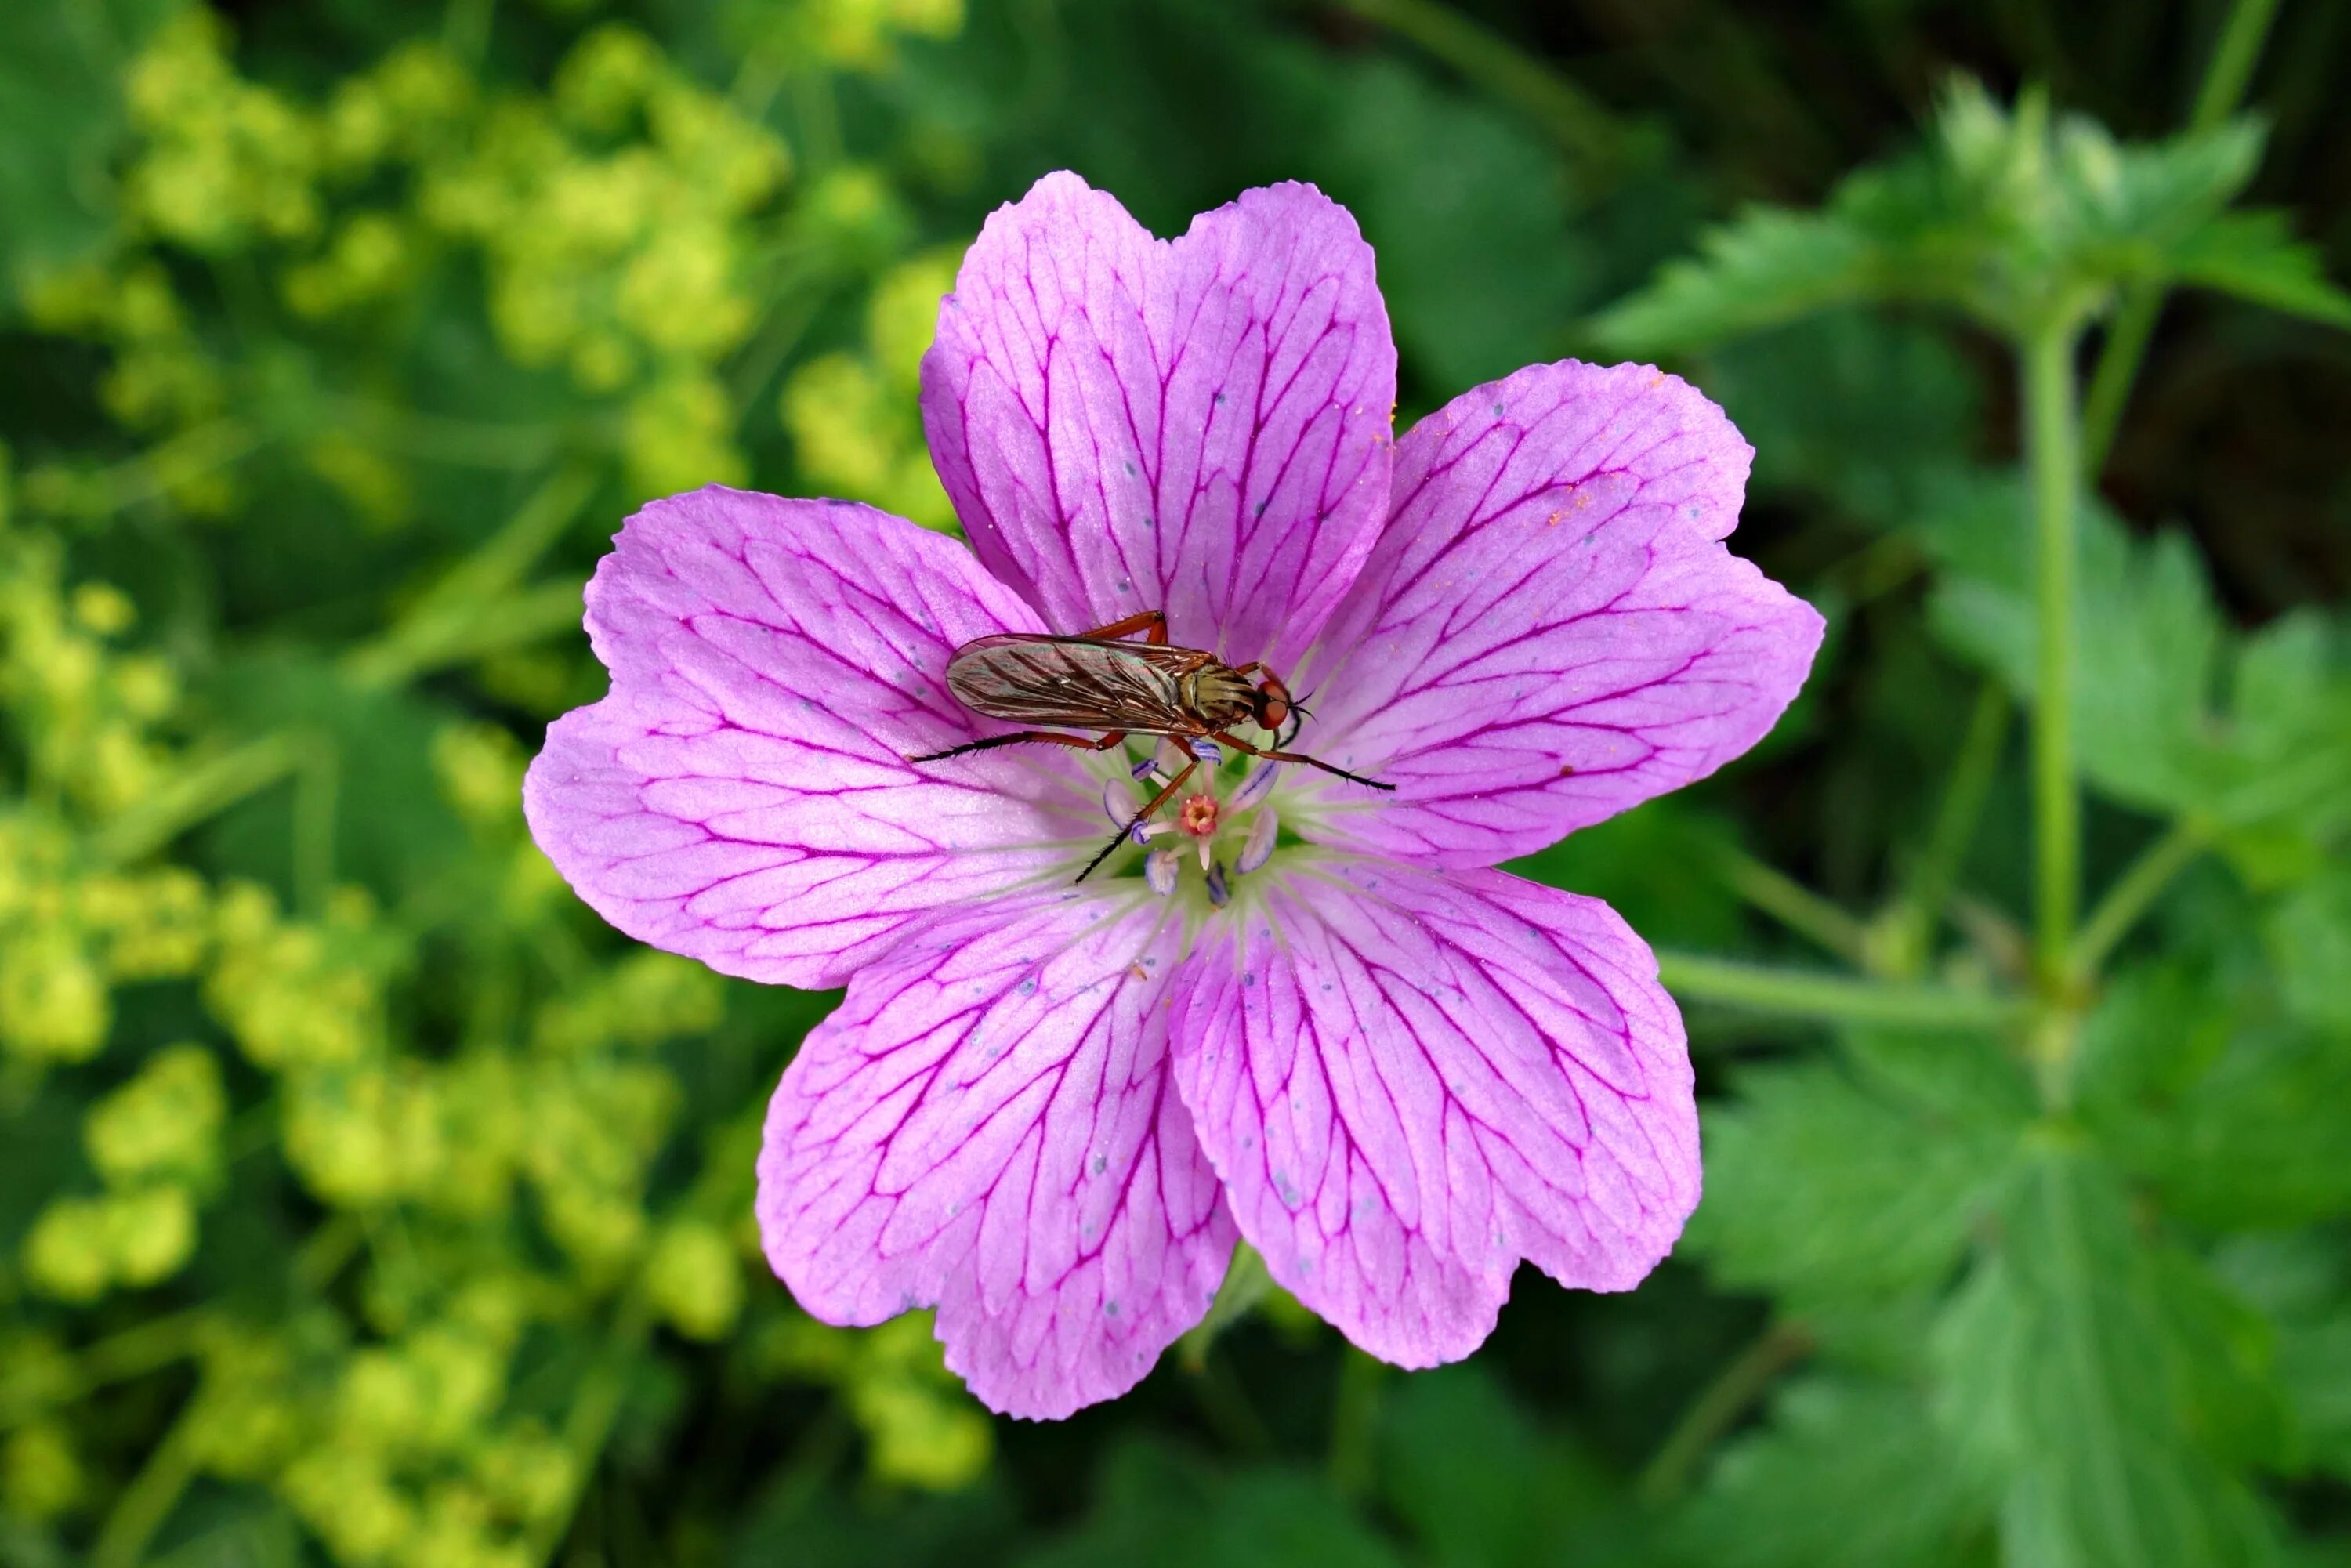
[524,172,1823,1418]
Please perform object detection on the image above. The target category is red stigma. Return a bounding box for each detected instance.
[1176,793,1220,838]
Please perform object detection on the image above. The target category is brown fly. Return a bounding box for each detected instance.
[904,610,1392,882]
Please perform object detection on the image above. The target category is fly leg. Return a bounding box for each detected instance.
[1074,610,1168,644]
[1208,730,1393,791]
[1077,756,1200,882]
[906,729,1127,764]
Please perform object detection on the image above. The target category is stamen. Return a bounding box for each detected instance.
[1237,806,1278,875]
[1186,738,1223,763]
[1230,762,1281,812]
[1145,849,1179,897]
[1204,860,1230,907]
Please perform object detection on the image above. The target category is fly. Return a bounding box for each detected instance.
[904,610,1392,882]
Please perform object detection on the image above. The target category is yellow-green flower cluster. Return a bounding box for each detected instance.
[781,247,962,529]
[413,25,792,494]
[0,534,179,817]
[2,8,1008,1559]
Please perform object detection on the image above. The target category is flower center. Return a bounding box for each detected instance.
[1096,738,1285,907]
[1176,794,1219,838]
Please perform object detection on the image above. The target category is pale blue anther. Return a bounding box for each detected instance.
[1230,762,1281,811]
[1187,738,1223,763]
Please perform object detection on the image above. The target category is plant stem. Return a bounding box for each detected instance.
[89,1399,201,1568]
[2069,817,2211,980]
[1637,1320,1814,1506]
[1654,952,2026,1031]
[2078,0,2283,473]
[1884,681,2010,977]
[90,731,307,866]
[1716,847,1871,968]
[2023,320,2083,991]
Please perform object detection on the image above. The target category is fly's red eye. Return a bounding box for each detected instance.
[1260,698,1289,730]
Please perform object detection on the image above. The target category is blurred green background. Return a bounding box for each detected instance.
[4,1,2350,1564]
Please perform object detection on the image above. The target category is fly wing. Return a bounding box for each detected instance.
[944,636,1197,733]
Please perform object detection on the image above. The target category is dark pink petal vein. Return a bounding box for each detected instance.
[1168,861,1697,1368]
[1290,360,1824,869]
[757,889,1234,1419]
[523,487,1100,990]
[922,171,1396,671]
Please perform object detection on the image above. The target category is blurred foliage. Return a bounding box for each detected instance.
[2,1,2349,1565]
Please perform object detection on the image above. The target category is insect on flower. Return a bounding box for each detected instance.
[904,608,1393,880]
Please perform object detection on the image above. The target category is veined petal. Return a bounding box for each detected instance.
[757,889,1233,1419]
[922,171,1396,671]
[1288,361,1823,868]
[523,487,1100,990]
[1168,862,1697,1367]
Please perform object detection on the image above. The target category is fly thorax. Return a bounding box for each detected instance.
[1186,665,1258,730]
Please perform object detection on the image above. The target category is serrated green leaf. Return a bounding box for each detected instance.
[1672,1377,1994,1568]
[2266,869,2351,1032]
[2168,211,2351,328]
[1918,470,2221,819]
[1914,472,2351,849]
[1686,1056,2021,1309]
[1933,1149,2280,1568]
[2084,960,2351,1231]
[1592,84,2334,353]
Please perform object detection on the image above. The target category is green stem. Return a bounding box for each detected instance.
[0,1309,210,1426]
[516,1295,655,1566]
[1328,0,1631,176]
[89,1399,201,1568]
[90,732,307,866]
[340,460,596,689]
[2078,0,2283,473]
[1654,952,2026,1031]
[1884,681,2010,977]
[1716,847,1871,967]
[2068,818,2211,980]
[1638,1320,1813,1507]
[2023,320,2083,990]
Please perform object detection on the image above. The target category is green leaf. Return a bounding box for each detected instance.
[1018,1441,1404,1568]
[1918,470,2221,820]
[1592,82,2337,353]
[1672,1377,1994,1568]
[1685,1052,2023,1310]
[1914,473,2351,853]
[1378,1364,1619,1568]
[2167,211,2351,329]
[1698,310,1982,523]
[1933,1148,2280,1568]
[2084,961,2351,1232]
[2266,868,2351,1032]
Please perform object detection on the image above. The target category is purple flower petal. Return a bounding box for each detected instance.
[1168,863,1697,1367]
[523,486,1101,990]
[922,172,1396,670]
[1289,362,1824,868]
[757,889,1233,1419]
